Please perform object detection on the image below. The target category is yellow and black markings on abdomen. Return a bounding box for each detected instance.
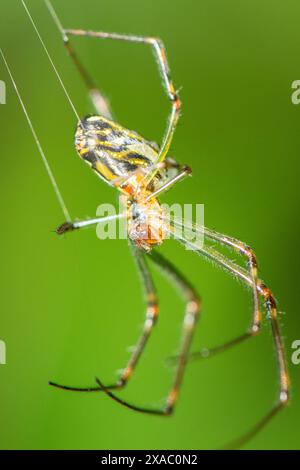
[75,115,159,186]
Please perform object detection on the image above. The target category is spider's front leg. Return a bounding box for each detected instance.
[55,214,124,236]
[45,0,181,186]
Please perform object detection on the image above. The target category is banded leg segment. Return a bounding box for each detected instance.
[96,250,201,415]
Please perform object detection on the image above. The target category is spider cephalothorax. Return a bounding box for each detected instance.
[127,198,168,252]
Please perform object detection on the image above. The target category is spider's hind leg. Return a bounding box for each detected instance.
[171,224,289,448]
[168,224,262,363]
[95,249,201,416]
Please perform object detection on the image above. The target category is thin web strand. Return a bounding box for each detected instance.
[21,0,81,124]
[44,0,68,42]
[0,48,71,221]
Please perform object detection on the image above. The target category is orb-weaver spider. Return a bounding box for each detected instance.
[1,0,290,449]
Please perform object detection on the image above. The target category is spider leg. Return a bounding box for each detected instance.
[95,249,201,416]
[110,159,185,191]
[149,250,201,414]
[170,332,251,363]
[145,165,191,201]
[171,225,289,448]
[168,222,262,362]
[94,377,164,415]
[50,241,159,392]
[54,213,124,235]
[45,1,181,185]
[108,242,160,389]
[45,0,113,119]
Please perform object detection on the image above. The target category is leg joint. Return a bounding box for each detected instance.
[165,388,178,415]
[259,283,277,310]
[144,301,159,331]
[184,300,200,330]
[117,367,132,388]
[148,36,164,47]
[146,300,159,320]
[279,389,290,405]
[240,244,258,270]
[172,92,181,110]
[249,322,261,335]
[182,164,192,175]
[187,298,200,317]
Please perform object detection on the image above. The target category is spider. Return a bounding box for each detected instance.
[1,0,290,449]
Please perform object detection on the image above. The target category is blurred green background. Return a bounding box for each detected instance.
[0,0,299,450]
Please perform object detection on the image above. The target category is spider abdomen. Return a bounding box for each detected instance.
[75,115,159,187]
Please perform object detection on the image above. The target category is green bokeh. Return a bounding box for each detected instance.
[0,0,299,450]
